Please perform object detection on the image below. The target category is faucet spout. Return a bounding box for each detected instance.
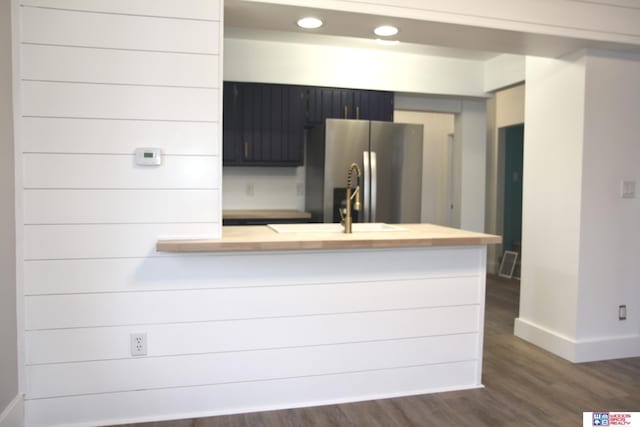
[342,163,361,233]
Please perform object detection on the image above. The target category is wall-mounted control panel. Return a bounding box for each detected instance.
[135,148,162,166]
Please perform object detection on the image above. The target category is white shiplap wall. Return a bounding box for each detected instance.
[16,1,222,425]
[16,2,488,426]
[23,244,487,427]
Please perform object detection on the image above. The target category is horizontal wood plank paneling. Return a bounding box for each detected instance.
[23,154,219,189]
[21,6,220,53]
[17,0,224,425]
[22,81,218,121]
[23,247,483,295]
[20,0,221,21]
[25,284,480,329]
[27,335,478,398]
[21,44,219,88]
[24,361,477,427]
[23,223,219,261]
[21,117,219,155]
[14,3,485,426]
[23,189,219,224]
[26,309,480,364]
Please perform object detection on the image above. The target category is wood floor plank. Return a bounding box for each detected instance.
[111,275,640,427]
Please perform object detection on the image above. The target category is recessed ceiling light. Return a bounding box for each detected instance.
[374,25,399,37]
[297,17,323,29]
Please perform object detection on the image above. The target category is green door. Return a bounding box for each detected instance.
[503,124,524,253]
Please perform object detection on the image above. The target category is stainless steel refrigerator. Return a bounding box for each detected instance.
[305,119,423,223]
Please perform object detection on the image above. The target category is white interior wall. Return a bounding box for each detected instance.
[515,53,587,360]
[575,51,640,360]
[224,38,487,97]
[485,96,498,272]
[394,95,462,114]
[13,1,223,425]
[222,166,305,210]
[455,100,487,232]
[495,86,525,128]
[394,110,455,226]
[0,0,19,422]
[515,51,640,362]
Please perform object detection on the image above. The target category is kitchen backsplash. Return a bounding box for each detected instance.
[222,166,306,210]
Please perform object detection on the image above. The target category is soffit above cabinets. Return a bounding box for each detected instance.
[224,0,640,59]
[224,26,499,61]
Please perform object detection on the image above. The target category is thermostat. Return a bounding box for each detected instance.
[135,148,162,166]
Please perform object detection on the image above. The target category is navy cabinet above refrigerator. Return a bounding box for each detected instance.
[306,86,394,124]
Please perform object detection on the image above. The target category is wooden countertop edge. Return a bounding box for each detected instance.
[156,227,501,253]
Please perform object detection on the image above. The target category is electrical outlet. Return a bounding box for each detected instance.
[619,305,627,321]
[296,182,304,196]
[130,333,147,356]
[246,183,255,197]
[621,180,636,199]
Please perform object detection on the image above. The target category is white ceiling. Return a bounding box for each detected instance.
[224,0,640,60]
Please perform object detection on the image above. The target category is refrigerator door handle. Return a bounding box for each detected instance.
[370,151,377,223]
[363,151,370,222]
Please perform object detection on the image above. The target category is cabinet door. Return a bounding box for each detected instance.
[307,87,394,124]
[222,82,243,164]
[240,83,305,166]
[242,83,271,163]
[282,85,305,164]
[353,90,394,122]
[307,87,353,124]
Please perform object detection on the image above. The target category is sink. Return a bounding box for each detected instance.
[267,223,407,233]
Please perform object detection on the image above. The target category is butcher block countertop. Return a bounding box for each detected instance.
[156,223,501,253]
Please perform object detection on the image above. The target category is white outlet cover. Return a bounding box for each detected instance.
[621,180,636,199]
[130,333,147,356]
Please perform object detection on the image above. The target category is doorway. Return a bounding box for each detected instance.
[393,110,456,227]
[500,124,524,276]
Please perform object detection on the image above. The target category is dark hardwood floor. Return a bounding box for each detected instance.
[115,276,640,427]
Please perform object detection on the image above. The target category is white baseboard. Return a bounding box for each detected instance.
[515,318,640,363]
[514,317,578,361]
[574,334,640,363]
[0,394,24,427]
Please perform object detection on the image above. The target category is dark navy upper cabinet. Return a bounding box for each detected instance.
[223,82,394,166]
[223,82,306,166]
[222,82,243,164]
[353,90,394,122]
[306,87,353,123]
[306,86,394,124]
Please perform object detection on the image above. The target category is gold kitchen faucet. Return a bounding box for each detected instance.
[340,163,361,233]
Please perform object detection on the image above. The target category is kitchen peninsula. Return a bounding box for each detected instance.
[154,224,500,417]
